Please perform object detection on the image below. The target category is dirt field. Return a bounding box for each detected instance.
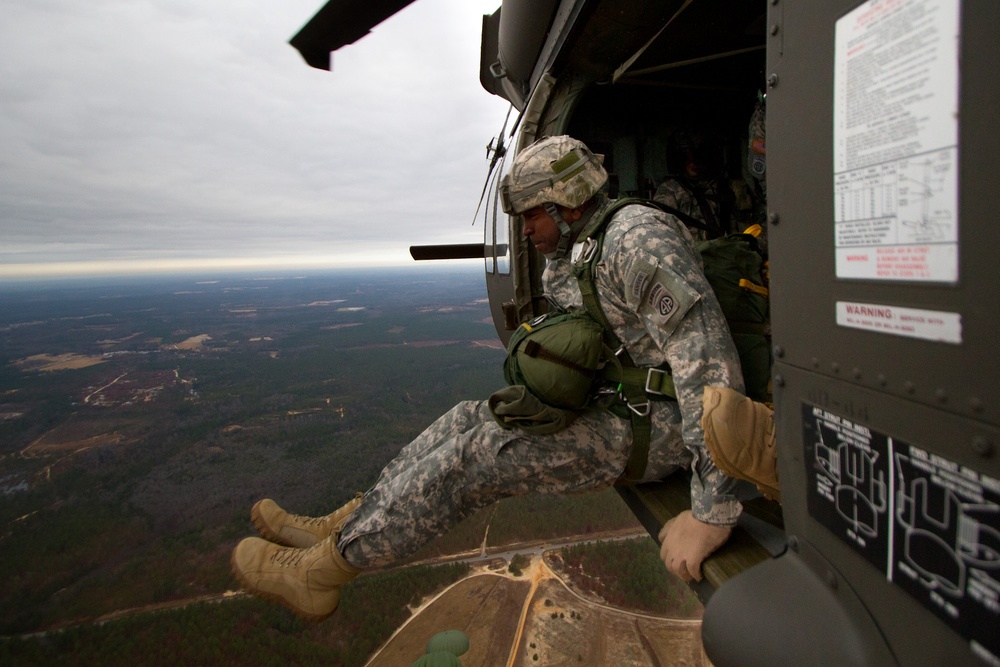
[171,334,211,350]
[20,431,125,456]
[367,557,707,667]
[12,353,107,372]
[471,339,506,350]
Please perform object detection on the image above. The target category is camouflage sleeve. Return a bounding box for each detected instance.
[653,179,683,209]
[613,213,746,526]
[653,181,677,208]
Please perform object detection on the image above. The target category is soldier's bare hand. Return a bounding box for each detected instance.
[658,510,732,582]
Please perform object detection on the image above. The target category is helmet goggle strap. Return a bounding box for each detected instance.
[543,202,574,260]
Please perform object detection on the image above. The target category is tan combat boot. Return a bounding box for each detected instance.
[231,533,360,621]
[702,386,780,502]
[251,493,363,549]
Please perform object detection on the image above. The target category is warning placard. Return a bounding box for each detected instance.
[833,0,959,283]
[836,301,962,343]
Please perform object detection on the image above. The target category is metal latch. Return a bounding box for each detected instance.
[645,368,669,395]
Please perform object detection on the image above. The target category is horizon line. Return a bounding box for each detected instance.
[0,255,484,282]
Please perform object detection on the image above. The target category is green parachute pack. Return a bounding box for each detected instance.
[503,197,771,479]
[503,311,606,410]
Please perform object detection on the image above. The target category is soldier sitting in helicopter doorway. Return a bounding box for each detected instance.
[230,135,759,621]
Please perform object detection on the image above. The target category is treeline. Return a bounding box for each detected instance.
[0,562,470,667]
[559,538,702,618]
[485,489,641,543]
[0,268,651,645]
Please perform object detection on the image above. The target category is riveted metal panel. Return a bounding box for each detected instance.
[768,1,1000,663]
[773,364,999,665]
[768,0,1000,427]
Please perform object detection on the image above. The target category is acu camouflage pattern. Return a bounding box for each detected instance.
[550,200,746,524]
[654,176,763,243]
[339,398,633,568]
[653,178,725,242]
[338,200,745,570]
[500,135,608,214]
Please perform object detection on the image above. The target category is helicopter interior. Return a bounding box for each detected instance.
[288,2,999,661]
[479,0,772,337]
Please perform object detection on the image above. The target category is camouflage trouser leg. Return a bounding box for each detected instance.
[338,399,633,569]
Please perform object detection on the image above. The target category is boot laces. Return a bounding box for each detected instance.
[291,513,327,528]
[269,542,321,568]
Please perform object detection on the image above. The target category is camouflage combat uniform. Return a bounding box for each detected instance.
[338,200,745,570]
[655,176,763,244]
[653,178,725,242]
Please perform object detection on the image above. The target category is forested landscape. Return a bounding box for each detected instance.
[558,538,701,617]
[2,563,473,667]
[0,266,697,665]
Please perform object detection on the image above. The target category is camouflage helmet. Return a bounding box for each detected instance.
[499,135,608,215]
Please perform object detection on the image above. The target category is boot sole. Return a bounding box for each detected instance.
[229,547,335,623]
[703,413,781,502]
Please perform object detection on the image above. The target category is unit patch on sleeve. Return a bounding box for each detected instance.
[628,260,653,304]
[626,260,699,336]
[647,282,677,317]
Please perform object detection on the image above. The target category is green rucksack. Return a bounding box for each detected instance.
[697,231,771,402]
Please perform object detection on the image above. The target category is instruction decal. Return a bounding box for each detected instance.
[804,404,1000,663]
[833,0,959,283]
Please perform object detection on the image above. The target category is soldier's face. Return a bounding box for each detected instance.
[521,207,561,255]
[521,205,582,256]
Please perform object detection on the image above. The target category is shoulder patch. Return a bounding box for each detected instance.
[626,258,657,304]
[647,282,679,318]
[637,265,700,336]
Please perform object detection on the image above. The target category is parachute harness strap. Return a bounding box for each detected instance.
[572,198,665,482]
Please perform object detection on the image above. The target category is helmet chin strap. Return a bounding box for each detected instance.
[543,202,574,260]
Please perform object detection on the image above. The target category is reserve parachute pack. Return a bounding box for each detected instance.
[503,308,676,411]
[502,311,605,410]
[502,197,770,479]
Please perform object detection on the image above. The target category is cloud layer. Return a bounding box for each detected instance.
[0,0,510,276]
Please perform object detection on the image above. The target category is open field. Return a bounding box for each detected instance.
[12,353,106,372]
[370,554,707,667]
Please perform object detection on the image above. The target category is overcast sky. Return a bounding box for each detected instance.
[0,0,511,278]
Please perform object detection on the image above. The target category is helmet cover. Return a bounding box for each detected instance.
[500,136,608,215]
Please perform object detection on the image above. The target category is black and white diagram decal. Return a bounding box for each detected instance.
[803,404,1000,665]
[804,405,891,570]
